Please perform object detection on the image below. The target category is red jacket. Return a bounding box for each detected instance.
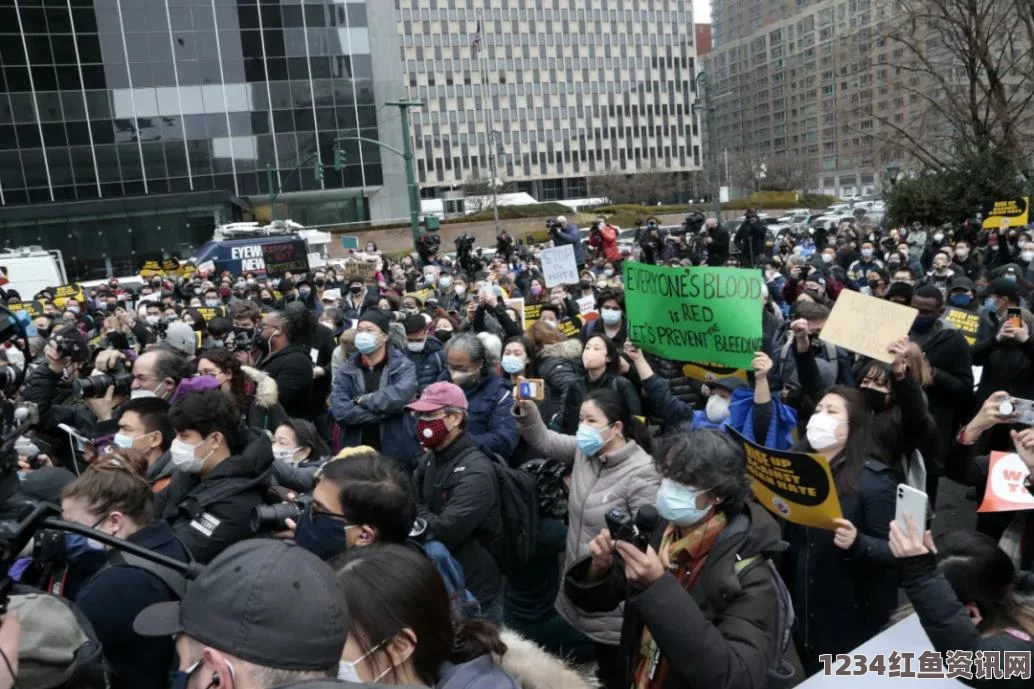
[589,224,622,262]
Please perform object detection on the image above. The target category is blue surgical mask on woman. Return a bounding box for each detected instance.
[501,355,525,374]
[601,308,622,326]
[576,423,613,456]
[655,478,712,526]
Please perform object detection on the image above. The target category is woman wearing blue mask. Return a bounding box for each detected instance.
[513,387,659,689]
[565,430,786,689]
[62,450,190,689]
[579,289,627,347]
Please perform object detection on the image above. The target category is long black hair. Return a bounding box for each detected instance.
[935,530,1034,636]
[335,544,505,686]
[811,385,873,497]
[502,335,536,377]
[584,387,653,452]
[584,333,621,375]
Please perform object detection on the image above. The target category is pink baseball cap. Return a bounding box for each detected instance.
[406,381,468,412]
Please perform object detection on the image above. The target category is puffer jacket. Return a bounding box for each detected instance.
[536,339,584,426]
[406,335,447,392]
[435,628,595,689]
[644,354,696,411]
[241,366,288,431]
[513,401,661,645]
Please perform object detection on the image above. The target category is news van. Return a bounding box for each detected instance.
[0,246,68,297]
[192,220,331,276]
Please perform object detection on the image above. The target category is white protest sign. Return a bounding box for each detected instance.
[540,244,579,287]
[577,295,597,316]
[197,260,216,274]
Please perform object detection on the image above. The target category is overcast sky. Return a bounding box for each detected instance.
[694,0,712,23]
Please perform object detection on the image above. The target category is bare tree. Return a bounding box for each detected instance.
[589,169,632,205]
[726,151,765,192]
[461,172,494,213]
[867,0,1034,171]
[758,152,811,191]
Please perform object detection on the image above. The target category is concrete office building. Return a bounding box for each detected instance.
[389,0,703,205]
[0,0,402,280]
[707,0,913,197]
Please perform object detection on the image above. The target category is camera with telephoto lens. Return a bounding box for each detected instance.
[604,507,650,551]
[0,365,21,391]
[250,494,311,533]
[230,327,254,352]
[73,359,133,399]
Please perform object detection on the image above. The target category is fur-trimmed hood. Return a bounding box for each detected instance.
[242,365,278,409]
[538,338,584,361]
[496,629,597,689]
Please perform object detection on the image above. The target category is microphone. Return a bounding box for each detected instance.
[634,505,659,552]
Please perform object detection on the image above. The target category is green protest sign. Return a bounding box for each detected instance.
[624,263,763,369]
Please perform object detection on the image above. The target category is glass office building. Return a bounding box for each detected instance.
[0,0,382,281]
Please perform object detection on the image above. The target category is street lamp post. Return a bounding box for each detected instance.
[693,71,721,221]
[488,130,503,235]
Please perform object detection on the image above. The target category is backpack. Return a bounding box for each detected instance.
[107,551,189,598]
[734,554,797,687]
[779,338,838,390]
[487,453,539,576]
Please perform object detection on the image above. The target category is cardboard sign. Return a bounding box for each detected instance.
[341,261,377,282]
[820,289,917,364]
[262,241,309,277]
[982,197,1030,229]
[625,263,764,369]
[197,260,216,274]
[730,428,843,530]
[944,307,979,346]
[540,244,579,287]
[978,452,1034,512]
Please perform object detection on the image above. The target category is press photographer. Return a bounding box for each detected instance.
[548,215,586,270]
[564,430,790,689]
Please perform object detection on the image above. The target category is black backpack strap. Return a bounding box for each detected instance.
[108,551,188,599]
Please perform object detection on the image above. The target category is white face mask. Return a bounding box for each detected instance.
[170,437,210,474]
[454,284,467,296]
[705,395,731,423]
[406,340,426,352]
[131,382,165,401]
[338,639,390,683]
[272,446,300,464]
[806,412,842,450]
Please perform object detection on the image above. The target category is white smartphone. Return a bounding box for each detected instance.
[894,484,929,533]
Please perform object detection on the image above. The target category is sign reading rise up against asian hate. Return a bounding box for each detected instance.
[624,263,764,369]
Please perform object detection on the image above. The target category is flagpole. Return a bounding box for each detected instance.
[477,8,501,236]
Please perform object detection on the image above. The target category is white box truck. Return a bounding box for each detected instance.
[0,246,68,298]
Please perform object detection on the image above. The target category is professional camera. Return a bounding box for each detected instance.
[73,359,133,399]
[51,337,81,361]
[455,233,476,253]
[250,495,311,533]
[455,233,482,274]
[0,366,21,392]
[416,233,441,264]
[604,506,651,552]
[153,316,177,340]
[683,211,706,236]
[229,327,254,352]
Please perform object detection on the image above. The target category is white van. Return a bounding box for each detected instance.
[0,246,68,298]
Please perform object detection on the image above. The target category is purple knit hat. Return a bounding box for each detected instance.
[169,375,223,405]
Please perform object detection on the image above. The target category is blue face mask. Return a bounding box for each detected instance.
[294,509,351,561]
[576,423,612,456]
[501,355,525,374]
[354,331,380,355]
[64,532,103,560]
[985,296,998,312]
[655,478,712,527]
[601,308,622,326]
[949,293,971,307]
[169,660,201,689]
[205,299,220,307]
[911,313,939,333]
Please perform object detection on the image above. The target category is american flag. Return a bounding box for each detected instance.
[470,18,483,59]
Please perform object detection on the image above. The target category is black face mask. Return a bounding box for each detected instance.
[437,329,453,343]
[579,280,592,290]
[860,386,891,413]
[314,278,326,288]
[349,285,363,295]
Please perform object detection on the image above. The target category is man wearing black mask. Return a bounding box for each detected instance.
[909,284,973,490]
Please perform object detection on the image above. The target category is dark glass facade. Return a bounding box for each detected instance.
[0,0,382,280]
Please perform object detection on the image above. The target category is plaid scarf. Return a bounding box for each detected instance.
[633,513,727,689]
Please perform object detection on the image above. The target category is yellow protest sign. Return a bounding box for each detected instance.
[944,307,980,345]
[557,318,580,338]
[820,289,916,364]
[729,428,843,530]
[52,283,84,307]
[982,197,1030,229]
[408,289,436,305]
[195,306,226,322]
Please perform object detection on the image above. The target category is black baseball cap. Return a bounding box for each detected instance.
[134,540,347,670]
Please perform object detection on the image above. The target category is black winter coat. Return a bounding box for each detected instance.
[562,372,642,435]
[415,433,503,605]
[76,521,189,689]
[536,339,585,427]
[781,454,898,674]
[307,324,337,414]
[565,503,785,689]
[156,432,273,564]
[406,335,447,391]
[259,343,314,420]
[911,324,973,461]
[644,354,697,412]
[900,554,1034,687]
